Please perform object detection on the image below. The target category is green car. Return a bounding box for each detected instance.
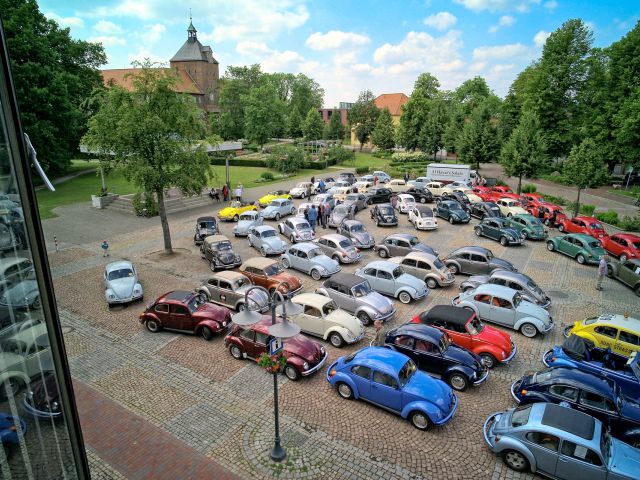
[546,233,606,265]
[506,214,548,240]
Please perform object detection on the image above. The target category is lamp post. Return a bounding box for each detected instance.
[231,283,302,462]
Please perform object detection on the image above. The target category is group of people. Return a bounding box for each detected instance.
[473,175,487,186]
[302,202,332,230]
[208,183,243,202]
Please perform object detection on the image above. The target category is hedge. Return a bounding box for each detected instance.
[391,152,430,163]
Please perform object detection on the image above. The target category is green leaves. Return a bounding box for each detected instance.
[302,108,325,141]
[563,138,608,189]
[371,108,395,152]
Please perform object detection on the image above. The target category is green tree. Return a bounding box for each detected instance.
[83,61,212,253]
[371,108,395,151]
[413,72,440,99]
[243,83,286,146]
[302,108,325,141]
[287,108,304,138]
[499,111,548,194]
[457,98,500,170]
[327,110,344,140]
[266,145,305,174]
[1,0,106,173]
[218,64,264,140]
[562,138,609,215]
[348,90,380,151]
[418,94,449,159]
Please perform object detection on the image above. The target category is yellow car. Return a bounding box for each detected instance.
[217,201,257,222]
[563,313,640,357]
[258,190,292,207]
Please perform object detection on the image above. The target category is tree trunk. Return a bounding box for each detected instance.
[156,188,173,254]
[517,174,522,195]
[574,188,581,217]
[100,166,107,195]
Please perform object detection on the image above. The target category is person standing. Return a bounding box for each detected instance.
[222,184,229,202]
[374,175,378,186]
[318,179,325,194]
[318,204,326,229]
[311,176,315,186]
[371,320,385,346]
[101,240,109,257]
[235,184,242,202]
[322,203,331,229]
[390,193,398,210]
[307,205,318,232]
[596,255,609,291]
[404,171,409,183]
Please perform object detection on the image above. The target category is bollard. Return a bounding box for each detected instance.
[54,235,59,252]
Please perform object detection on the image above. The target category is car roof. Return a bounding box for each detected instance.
[415,205,433,213]
[404,251,437,262]
[390,323,444,343]
[573,216,599,222]
[0,256,31,268]
[240,210,258,216]
[363,260,399,271]
[292,292,331,308]
[105,260,134,271]
[375,203,393,208]
[289,242,319,252]
[320,233,348,242]
[288,217,309,224]
[213,270,245,281]
[612,233,640,240]
[398,194,414,199]
[325,273,365,289]
[6,322,48,345]
[385,233,416,240]
[242,257,278,269]
[586,313,640,330]
[203,234,229,244]
[536,403,597,442]
[565,233,599,242]
[419,305,474,326]
[491,270,528,283]
[497,197,519,202]
[452,246,491,255]
[196,216,216,222]
[440,200,459,207]
[483,217,508,224]
[253,225,276,232]
[163,290,194,303]
[472,284,517,297]
[539,367,616,394]
[341,219,362,227]
[351,347,408,374]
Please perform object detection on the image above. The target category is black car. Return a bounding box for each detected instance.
[434,200,470,224]
[370,203,398,226]
[23,371,62,419]
[338,172,356,185]
[512,367,640,448]
[469,202,503,220]
[384,323,489,391]
[365,187,393,205]
[405,187,433,204]
[194,216,219,245]
[441,192,471,210]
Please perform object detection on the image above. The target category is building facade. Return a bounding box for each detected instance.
[350,92,409,147]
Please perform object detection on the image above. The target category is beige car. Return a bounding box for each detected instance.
[425,182,454,197]
[332,186,355,203]
[389,251,455,289]
[496,198,528,217]
[452,188,483,204]
[386,179,410,193]
[289,293,365,348]
[353,180,373,193]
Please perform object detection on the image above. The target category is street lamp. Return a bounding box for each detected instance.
[231,283,302,462]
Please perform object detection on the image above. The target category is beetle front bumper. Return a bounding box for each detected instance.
[473,368,490,386]
[482,412,502,448]
[501,342,518,364]
[302,351,329,377]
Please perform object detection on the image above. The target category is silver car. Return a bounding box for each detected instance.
[444,246,516,276]
[103,260,143,306]
[315,234,362,264]
[278,217,316,243]
[312,193,336,210]
[459,270,551,308]
[341,193,367,213]
[233,210,263,237]
[337,219,375,249]
[315,273,396,326]
[374,233,438,259]
[328,204,355,228]
[262,198,296,220]
[280,242,341,280]
[247,226,287,257]
[197,271,269,312]
[355,260,429,304]
[388,251,455,289]
[0,278,40,309]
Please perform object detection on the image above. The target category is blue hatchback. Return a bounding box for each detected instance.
[326,346,458,429]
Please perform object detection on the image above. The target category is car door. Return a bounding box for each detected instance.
[153,303,172,327]
[616,330,640,357]
[170,304,191,331]
[472,294,493,321]
[369,370,402,411]
[251,267,269,289]
[489,296,516,327]
[485,220,499,239]
[555,440,606,480]
[619,261,639,286]
[331,284,354,312]
[522,431,560,475]
[593,325,619,350]
[413,338,444,376]
[558,236,576,256]
[237,328,258,358]
[349,364,372,399]
[206,279,221,303]
[296,304,323,336]
[375,269,395,296]
[396,240,412,256]
[297,249,310,273]
[401,258,419,278]
[468,254,489,274]
[218,279,235,307]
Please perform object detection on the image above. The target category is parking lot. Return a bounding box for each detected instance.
[28,190,640,479]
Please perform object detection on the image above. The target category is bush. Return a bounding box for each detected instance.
[260,171,274,181]
[618,215,640,232]
[326,145,355,165]
[566,202,596,216]
[356,166,370,174]
[132,191,158,217]
[544,194,568,206]
[391,152,430,163]
[266,145,306,174]
[372,151,393,159]
[595,210,619,225]
[522,184,537,193]
[495,178,507,186]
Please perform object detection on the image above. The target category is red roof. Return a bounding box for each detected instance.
[101,68,202,95]
[374,93,409,116]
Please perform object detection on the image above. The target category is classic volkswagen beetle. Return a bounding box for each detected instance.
[495,198,528,217]
[103,260,143,306]
[370,203,398,226]
[469,201,503,220]
[315,273,395,326]
[506,214,548,240]
[311,193,336,210]
[288,293,364,348]
[563,313,640,357]
[408,205,437,230]
[395,194,416,214]
[200,234,242,270]
[558,215,607,239]
[606,259,640,297]
[239,257,302,295]
[459,270,551,309]
[602,233,640,262]
[474,217,524,246]
[278,217,315,243]
[341,193,368,213]
[314,234,361,264]
[328,203,355,228]
[337,219,375,249]
[22,370,61,419]
[546,233,606,265]
[388,251,454,289]
[326,347,458,429]
[258,190,291,208]
[441,191,471,211]
[193,216,218,245]
[0,278,40,310]
[232,210,263,237]
[365,187,393,205]
[217,201,257,222]
[262,198,296,220]
[405,186,433,204]
[452,284,554,338]
[196,271,269,312]
[375,233,437,259]
[443,246,516,275]
[248,226,287,257]
[355,260,429,304]
[434,200,470,224]
[280,242,340,280]
[289,182,315,199]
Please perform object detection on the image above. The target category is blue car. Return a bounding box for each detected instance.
[543,336,640,398]
[326,346,458,430]
[1,412,27,453]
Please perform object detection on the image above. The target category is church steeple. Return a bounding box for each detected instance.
[187,11,197,39]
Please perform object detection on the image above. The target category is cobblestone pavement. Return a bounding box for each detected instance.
[46,188,640,480]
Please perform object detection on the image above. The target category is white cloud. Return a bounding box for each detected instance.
[305,31,370,51]
[88,35,126,47]
[94,20,123,34]
[491,63,515,74]
[44,12,84,29]
[140,24,166,44]
[423,12,457,31]
[454,0,541,12]
[235,41,308,73]
[544,1,558,9]
[533,30,550,47]
[374,30,464,69]
[82,0,155,20]
[473,43,531,61]
[127,47,166,65]
[499,15,516,26]
[235,41,270,56]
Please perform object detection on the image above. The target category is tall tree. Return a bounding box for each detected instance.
[243,83,286,146]
[83,62,212,253]
[302,108,325,141]
[287,108,304,138]
[418,94,449,159]
[1,0,106,174]
[371,108,395,151]
[562,138,608,215]
[499,111,548,194]
[412,72,440,99]
[327,110,344,140]
[218,64,264,140]
[457,98,499,170]
[347,90,380,151]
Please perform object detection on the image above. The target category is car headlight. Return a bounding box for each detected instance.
[134,287,141,294]
[109,294,115,299]
[303,361,310,370]
[235,255,241,261]
[501,351,506,359]
[320,346,325,354]
[51,401,60,412]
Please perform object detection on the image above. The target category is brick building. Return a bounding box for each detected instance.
[350,92,409,147]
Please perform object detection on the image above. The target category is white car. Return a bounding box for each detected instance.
[452,188,483,204]
[496,198,528,217]
[296,202,314,217]
[327,181,351,194]
[312,193,336,209]
[352,180,373,193]
[407,177,431,188]
[372,171,391,183]
[289,293,365,348]
[104,260,143,306]
[386,179,410,193]
[290,182,315,199]
[425,182,453,197]
[408,205,438,230]
[332,186,355,203]
[395,194,415,213]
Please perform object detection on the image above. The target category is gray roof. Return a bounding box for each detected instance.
[170,37,218,64]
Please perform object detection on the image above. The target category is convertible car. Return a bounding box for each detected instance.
[217,201,258,222]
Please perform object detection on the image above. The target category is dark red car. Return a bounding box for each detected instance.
[526,202,566,227]
[601,233,640,261]
[224,316,328,381]
[411,305,516,369]
[558,215,607,239]
[491,185,513,195]
[472,186,493,201]
[139,290,231,340]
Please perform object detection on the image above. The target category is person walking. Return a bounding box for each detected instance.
[596,255,609,291]
[318,204,326,229]
[235,184,242,202]
[307,205,318,232]
[404,171,409,183]
[390,193,398,210]
[101,240,109,257]
[304,207,310,222]
[374,175,378,186]
[371,320,385,346]
[318,179,325,194]
[222,184,229,202]
[322,203,331,229]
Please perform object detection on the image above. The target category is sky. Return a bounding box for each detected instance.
[41,0,639,107]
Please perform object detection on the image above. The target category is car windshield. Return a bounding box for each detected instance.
[513,292,522,307]
[239,213,254,221]
[490,207,500,214]
[379,206,393,215]
[108,268,134,281]
[588,240,601,249]
[399,359,417,387]
[339,239,352,248]
[467,316,484,335]
[439,333,451,352]
[350,224,364,232]
[589,222,603,229]
[308,248,324,258]
[511,404,532,427]
[295,223,310,231]
[187,294,205,313]
[323,301,338,315]
[632,241,640,249]
[434,258,445,270]
[268,201,280,207]
[235,278,249,288]
[420,210,433,218]
[264,264,283,276]
[262,230,277,238]
[408,237,419,246]
[214,241,232,250]
[392,267,404,278]
[352,282,372,297]
[199,221,215,229]
[451,204,465,212]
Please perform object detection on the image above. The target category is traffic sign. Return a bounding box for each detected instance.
[269,337,283,355]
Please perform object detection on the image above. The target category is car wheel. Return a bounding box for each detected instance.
[275,213,281,221]
[260,247,267,257]
[447,373,469,391]
[209,261,217,272]
[522,230,529,239]
[337,382,354,399]
[0,377,21,400]
[310,269,322,281]
[576,253,586,264]
[447,263,459,274]
[248,237,253,246]
[520,322,538,338]
[449,216,455,224]
[367,199,373,205]
[332,254,341,263]
[606,265,614,278]
[507,213,512,218]
[236,303,246,312]
[558,224,565,232]
[410,411,431,431]
[546,241,555,251]
[198,290,211,302]
[502,450,529,473]
[479,353,497,369]
[145,319,161,333]
[398,291,412,304]
[378,248,388,258]
[289,235,296,244]
[233,214,239,222]
[284,364,301,381]
[620,254,628,262]
[357,312,372,326]
[31,296,41,310]
[634,284,640,297]
[474,228,482,237]
[229,344,243,359]
[329,332,344,348]
[201,326,214,341]
[500,236,509,246]
[420,197,427,204]
[281,257,291,269]
[426,278,438,289]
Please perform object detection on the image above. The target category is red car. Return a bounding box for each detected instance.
[558,216,607,239]
[411,305,516,369]
[601,233,640,261]
[523,193,545,205]
[472,186,493,201]
[491,185,513,195]
[526,202,566,227]
[139,290,231,340]
[225,316,328,381]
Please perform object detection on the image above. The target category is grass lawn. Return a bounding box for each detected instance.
[353,152,392,171]
[611,186,640,200]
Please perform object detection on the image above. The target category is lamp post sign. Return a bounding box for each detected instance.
[269,337,283,355]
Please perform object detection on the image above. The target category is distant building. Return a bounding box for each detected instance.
[339,102,354,109]
[101,18,220,112]
[351,93,409,147]
[318,108,349,125]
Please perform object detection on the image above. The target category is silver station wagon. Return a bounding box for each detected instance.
[247,226,287,257]
[337,219,375,249]
[280,242,341,280]
[278,217,315,243]
[315,273,395,326]
[315,234,362,264]
[196,271,269,312]
[459,270,551,308]
[355,260,429,304]
[388,251,455,289]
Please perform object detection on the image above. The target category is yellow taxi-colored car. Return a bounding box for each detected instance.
[563,313,640,357]
[217,201,257,222]
[258,190,292,207]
